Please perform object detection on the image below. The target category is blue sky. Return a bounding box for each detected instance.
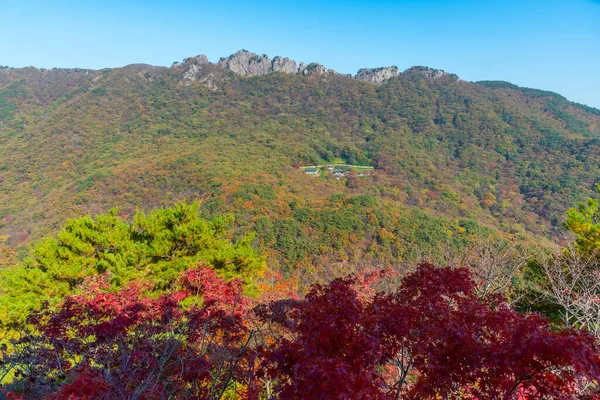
[1,0,599,108]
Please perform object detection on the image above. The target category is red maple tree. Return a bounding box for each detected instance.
[3,266,261,399]
[3,264,600,399]
[260,264,600,399]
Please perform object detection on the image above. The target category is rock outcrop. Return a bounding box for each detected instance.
[191,55,210,65]
[218,50,272,76]
[272,56,298,74]
[179,54,218,89]
[197,73,219,91]
[407,66,451,79]
[299,63,330,76]
[355,66,399,84]
[175,50,458,85]
[178,54,210,67]
[182,64,201,82]
[217,50,332,77]
[297,62,308,75]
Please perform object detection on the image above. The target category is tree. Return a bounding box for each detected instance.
[1,266,261,400]
[541,188,600,338]
[381,264,600,399]
[538,246,600,336]
[256,275,391,399]
[4,263,600,399]
[261,264,600,399]
[0,202,264,328]
[0,235,16,269]
[428,238,530,304]
[565,184,600,256]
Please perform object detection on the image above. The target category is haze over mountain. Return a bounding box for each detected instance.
[1,49,599,270]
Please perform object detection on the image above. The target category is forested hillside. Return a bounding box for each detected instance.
[1,51,600,271]
[3,50,600,399]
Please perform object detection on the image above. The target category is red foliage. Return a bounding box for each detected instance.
[256,268,300,304]
[381,264,600,399]
[4,263,600,399]
[258,277,391,399]
[260,264,600,399]
[6,265,259,400]
[48,367,111,400]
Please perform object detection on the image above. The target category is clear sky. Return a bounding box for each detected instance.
[1,0,599,108]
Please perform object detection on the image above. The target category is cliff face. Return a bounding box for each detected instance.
[272,56,298,74]
[217,50,273,76]
[176,50,457,86]
[355,66,399,84]
[215,50,336,77]
[406,66,456,80]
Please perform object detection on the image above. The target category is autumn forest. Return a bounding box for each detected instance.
[2,51,600,398]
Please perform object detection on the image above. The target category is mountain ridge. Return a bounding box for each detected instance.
[2,49,596,114]
[1,49,456,86]
[1,49,599,271]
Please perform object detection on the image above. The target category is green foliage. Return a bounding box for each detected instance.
[0,82,25,121]
[233,183,276,202]
[91,85,107,97]
[1,60,600,279]
[347,194,377,207]
[0,202,264,327]
[564,184,600,255]
[0,91,16,120]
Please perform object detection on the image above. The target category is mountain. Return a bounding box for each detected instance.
[1,50,599,271]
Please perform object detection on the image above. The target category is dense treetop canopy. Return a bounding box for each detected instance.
[0,202,264,327]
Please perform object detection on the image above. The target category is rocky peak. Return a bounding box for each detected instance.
[178,54,215,88]
[297,62,307,75]
[355,66,399,84]
[182,64,201,82]
[406,66,451,80]
[187,54,210,65]
[299,62,330,76]
[272,56,298,74]
[217,50,272,76]
[217,50,332,77]
[173,54,208,68]
[174,50,458,85]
